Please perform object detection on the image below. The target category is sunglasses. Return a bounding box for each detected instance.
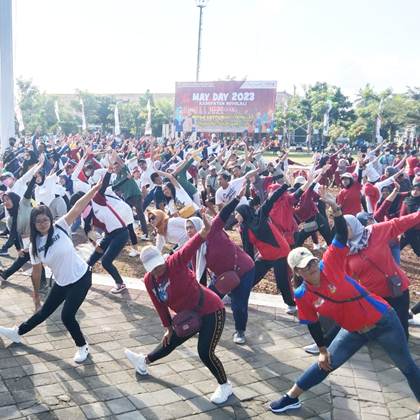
[148,216,156,223]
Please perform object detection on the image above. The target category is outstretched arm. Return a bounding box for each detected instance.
[64,181,102,226]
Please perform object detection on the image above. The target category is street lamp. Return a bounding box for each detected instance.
[195,0,209,82]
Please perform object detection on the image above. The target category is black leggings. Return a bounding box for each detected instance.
[254,257,295,306]
[295,213,332,247]
[148,309,227,384]
[18,269,92,347]
[87,228,128,285]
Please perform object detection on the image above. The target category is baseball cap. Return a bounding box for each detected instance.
[294,176,306,186]
[287,247,318,271]
[140,246,165,273]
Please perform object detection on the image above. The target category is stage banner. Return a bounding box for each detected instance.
[174,80,277,133]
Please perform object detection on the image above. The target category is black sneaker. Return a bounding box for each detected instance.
[269,394,301,413]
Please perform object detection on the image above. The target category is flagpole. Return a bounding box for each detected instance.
[0,0,15,152]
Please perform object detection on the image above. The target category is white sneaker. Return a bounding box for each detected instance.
[0,326,21,343]
[124,349,148,375]
[222,295,231,306]
[128,249,139,257]
[110,283,127,294]
[74,344,89,363]
[408,318,420,327]
[210,381,233,404]
[313,243,321,250]
[233,331,246,345]
[140,234,149,241]
[286,305,297,315]
[304,343,320,355]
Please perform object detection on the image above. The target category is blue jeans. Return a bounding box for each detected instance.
[210,268,255,333]
[87,228,128,285]
[296,309,420,401]
[389,242,401,265]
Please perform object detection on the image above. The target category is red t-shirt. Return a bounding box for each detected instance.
[295,239,389,332]
[406,156,419,177]
[247,221,290,260]
[144,233,224,328]
[294,189,319,223]
[203,214,255,277]
[344,213,420,297]
[269,192,298,246]
[337,181,362,215]
[363,182,380,213]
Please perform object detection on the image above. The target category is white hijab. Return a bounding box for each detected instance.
[186,217,207,281]
[344,215,372,255]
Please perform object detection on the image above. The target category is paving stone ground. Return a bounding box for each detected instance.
[0,274,419,419]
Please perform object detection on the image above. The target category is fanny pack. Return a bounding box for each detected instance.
[214,246,240,295]
[172,287,204,337]
[178,204,196,219]
[303,220,318,233]
[152,277,205,337]
[360,254,403,298]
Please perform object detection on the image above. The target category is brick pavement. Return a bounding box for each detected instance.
[0,274,419,419]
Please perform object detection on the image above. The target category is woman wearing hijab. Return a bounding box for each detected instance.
[268,193,420,414]
[147,209,188,252]
[344,209,420,339]
[235,183,296,315]
[184,186,255,344]
[125,218,233,405]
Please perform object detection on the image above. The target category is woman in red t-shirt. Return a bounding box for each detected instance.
[268,194,420,414]
[344,211,420,338]
[124,225,233,405]
[235,184,296,314]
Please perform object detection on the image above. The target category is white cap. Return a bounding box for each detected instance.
[294,176,306,186]
[287,247,318,270]
[140,246,165,273]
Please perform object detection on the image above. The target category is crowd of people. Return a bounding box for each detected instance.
[0,131,419,413]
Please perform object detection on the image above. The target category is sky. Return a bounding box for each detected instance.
[12,0,420,96]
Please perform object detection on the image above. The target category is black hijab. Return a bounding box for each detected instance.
[236,204,278,249]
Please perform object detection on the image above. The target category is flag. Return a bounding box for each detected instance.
[114,103,120,136]
[80,98,87,131]
[376,98,384,143]
[144,99,152,135]
[54,100,61,123]
[322,100,333,136]
[14,101,25,133]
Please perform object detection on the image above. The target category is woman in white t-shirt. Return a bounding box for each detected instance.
[0,181,102,364]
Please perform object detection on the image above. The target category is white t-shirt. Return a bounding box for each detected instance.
[156,217,188,251]
[215,176,248,207]
[167,186,199,216]
[30,217,88,286]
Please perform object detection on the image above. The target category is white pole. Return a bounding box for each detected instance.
[0,0,15,153]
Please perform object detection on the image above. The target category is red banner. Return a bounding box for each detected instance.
[174,81,277,133]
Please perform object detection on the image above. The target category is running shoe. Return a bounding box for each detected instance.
[111,283,127,294]
[140,234,149,241]
[233,331,246,345]
[286,305,297,315]
[124,349,148,375]
[0,326,21,343]
[270,394,301,413]
[210,381,233,404]
[128,249,139,257]
[303,343,320,355]
[74,344,89,363]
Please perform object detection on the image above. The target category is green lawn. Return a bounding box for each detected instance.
[262,151,314,164]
